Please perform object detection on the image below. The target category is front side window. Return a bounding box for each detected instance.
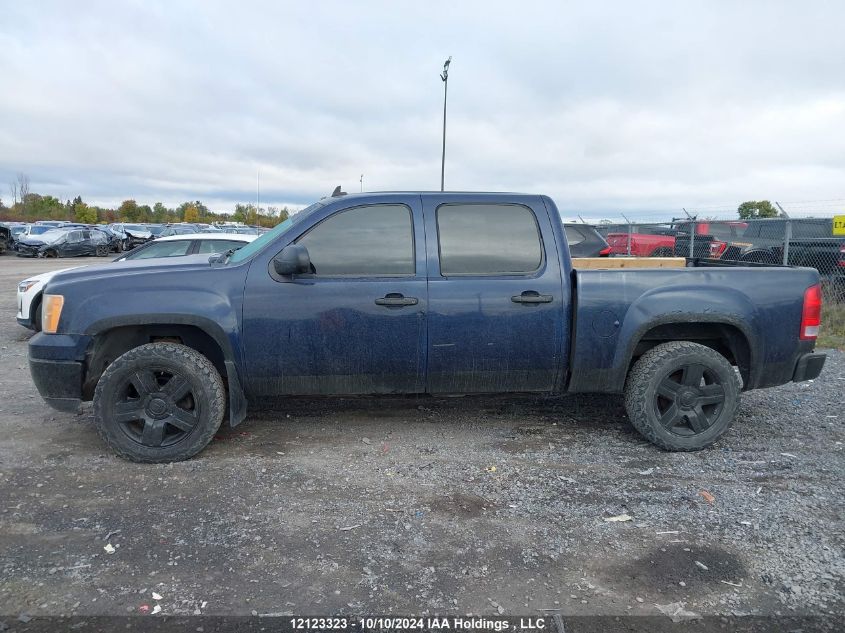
[437,204,543,275]
[296,204,414,276]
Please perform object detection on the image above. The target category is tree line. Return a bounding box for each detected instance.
[1,173,289,227]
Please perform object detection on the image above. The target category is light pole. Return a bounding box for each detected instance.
[440,56,451,192]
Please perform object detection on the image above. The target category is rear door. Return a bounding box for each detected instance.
[422,196,566,393]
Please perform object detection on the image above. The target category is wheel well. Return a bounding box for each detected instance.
[629,322,751,387]
[83,324,227,400]
[30,294,43,323]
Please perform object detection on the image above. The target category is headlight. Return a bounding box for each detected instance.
[42,294,65,334]
[18,280,39,293]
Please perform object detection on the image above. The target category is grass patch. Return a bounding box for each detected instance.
[818,301,845,350]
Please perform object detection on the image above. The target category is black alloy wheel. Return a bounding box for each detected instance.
[93,342,226,462]
[110,367,200,449]
[653,363,726,435]
[624,341,741,451]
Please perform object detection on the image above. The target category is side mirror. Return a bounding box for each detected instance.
[273,244,311,276]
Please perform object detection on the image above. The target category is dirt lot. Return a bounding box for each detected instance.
[0,256,843,627]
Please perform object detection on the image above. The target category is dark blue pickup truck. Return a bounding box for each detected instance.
[28,192,827,462]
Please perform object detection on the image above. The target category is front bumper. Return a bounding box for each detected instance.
[28,332,91,413]
[29,358,83,412]
[16,244,41,257]
[792,352,826,382]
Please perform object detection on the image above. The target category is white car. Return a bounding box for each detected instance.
[16,233,256,330]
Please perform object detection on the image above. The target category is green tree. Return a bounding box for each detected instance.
[26,194,65,220]
[118,199,140,222]
[152,202,169,222]
[737,200,779,219]
[74,202,98,224]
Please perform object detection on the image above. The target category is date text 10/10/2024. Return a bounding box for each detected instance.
[290,617,549,632]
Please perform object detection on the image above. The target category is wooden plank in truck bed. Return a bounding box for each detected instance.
[572,257,687,269]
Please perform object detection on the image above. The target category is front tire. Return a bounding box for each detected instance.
[93,342,226,463]
[624,341,740,451]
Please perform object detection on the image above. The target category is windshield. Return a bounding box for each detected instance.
[124,224,147,232]
[228,201,326,263]
[29,225,52,235]
[37,229,69,244]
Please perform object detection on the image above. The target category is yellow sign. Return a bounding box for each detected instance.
[835,215,845,236]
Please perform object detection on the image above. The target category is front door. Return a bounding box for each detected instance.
[422,196,567,393]
[241,197,427,396]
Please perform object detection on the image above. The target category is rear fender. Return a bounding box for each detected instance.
[614,286,760,385]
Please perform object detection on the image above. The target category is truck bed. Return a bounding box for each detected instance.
[568,263,819,393]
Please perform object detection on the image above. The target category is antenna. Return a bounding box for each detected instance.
[577,214,586,224]
[331,185,347,197]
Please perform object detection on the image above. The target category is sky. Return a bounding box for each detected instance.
[1,0,843,221]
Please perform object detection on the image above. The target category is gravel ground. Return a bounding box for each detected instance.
[0,256,843,627]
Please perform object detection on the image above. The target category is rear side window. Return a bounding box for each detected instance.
[196,239,247,254]
[296,204,414,276]
[125,240,192,260]
[564,226,586,245]
[437,204,543,275]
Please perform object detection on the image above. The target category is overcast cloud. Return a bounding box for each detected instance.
[1,0,843,219]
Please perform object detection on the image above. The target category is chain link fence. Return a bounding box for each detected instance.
[592,217,845,304]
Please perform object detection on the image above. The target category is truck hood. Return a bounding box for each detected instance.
[44,254,216,287]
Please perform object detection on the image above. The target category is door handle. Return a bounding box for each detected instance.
[511,291,553,304]
[375,293,419,307]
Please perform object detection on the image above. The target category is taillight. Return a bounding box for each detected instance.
[838,244,845,267]
[599,246,611,256]
[800,284,822,340]
[710,241,727,258]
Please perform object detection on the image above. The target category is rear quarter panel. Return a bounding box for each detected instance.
[568,266,820,393]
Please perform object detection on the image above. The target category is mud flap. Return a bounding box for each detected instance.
[225,360,248,427]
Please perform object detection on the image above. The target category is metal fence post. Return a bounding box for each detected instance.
[627,223,632,257]
[782,217,792,265]
[689,221,696,258]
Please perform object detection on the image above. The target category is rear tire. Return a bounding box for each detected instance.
[93,342,226,463]
[95,245,108,257]
[624,341,740,451]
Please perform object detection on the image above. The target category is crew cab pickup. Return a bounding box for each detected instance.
[28,192,827,462]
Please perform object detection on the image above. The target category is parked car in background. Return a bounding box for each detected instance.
[194,223,223,233]
[145,224,166,237]
[0,224,10,254]
[16,228,112,258]
[604,224,678,257]
[720,219,845,274]
[674,221,748,259]
[109,223,153,249]
[159,223,200,237]
[563,223,611,257]
[16,233,256,331]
